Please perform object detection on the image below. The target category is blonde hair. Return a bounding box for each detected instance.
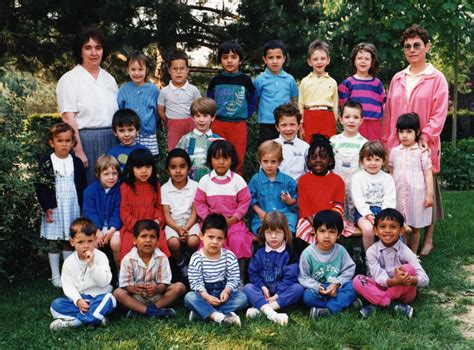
[257,140,283,162]
[94,154,120,178]
[190,97,217,116]
[257,212,293,246]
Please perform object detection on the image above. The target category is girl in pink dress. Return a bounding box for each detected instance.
[389,113,433,254]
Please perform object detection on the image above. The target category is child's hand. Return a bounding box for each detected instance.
[75,150,89,168]
[267,294,279,303]
[257,210,266,221]
[319,285,326,295]
[261,286,271,300]
[95,229,104,247]
[145,283,160,297]
[178,227,188,241]
[220,288,231,303]
[130,284,146,296]
[280,191,295,205]
[366,214,375,225]
[225,216,238,227]
[77,299,90,314]
[423,194,434,208]
[45,209,54,223]
[324,283,340,297]
[84,250,94,267]
[393,267,411,285]
[202,291,221,306]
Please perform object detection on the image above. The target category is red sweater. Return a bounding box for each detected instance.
[298,172,345,218]
[119,181,170,262]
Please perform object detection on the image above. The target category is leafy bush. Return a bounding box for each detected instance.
[439,138,474,190]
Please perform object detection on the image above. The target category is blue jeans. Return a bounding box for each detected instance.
[303,282,356,314]
[243,283,304,309]
[184,281,248,320]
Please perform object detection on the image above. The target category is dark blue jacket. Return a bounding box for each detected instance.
[83,180,121,230]
[248,245,300,295]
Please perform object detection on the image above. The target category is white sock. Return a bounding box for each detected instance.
[211,312,225,324]
[62,250,73,261]
[48,252,61,278]
[260,304,278,319]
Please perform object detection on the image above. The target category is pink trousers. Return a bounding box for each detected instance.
[167,118,195,151]
[352,263,417,307]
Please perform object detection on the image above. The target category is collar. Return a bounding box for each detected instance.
[129,247,164,268]
[403,63,434,77]
[309,72,329,78]
[265,242,286,253]
[221,71,241,77]
[210,169,232,180]
[192,128,213,137]
[165,177,192,192]
[400,142,421,151]
[263,68,288,78]
[259,169,282,183]
[169,80,189,90]
[378,239,402,251]
[277,134,298,144]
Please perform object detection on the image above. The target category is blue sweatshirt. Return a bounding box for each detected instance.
[83,180,122,230]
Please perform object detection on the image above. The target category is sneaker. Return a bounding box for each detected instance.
[309,307,330,319]
[126,310,137,318]
[352,298,363,310]
[100,317,108,327]
[393,303,414,319]
[245,307,261,319]
[360,305,377,318]
[151,307,176,319]
[49,319,78,331]
[50,276,62,288]
[270,313,288,326]
[222,312,241,327]
[188,310,196,322]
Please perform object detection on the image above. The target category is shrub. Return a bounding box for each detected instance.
[439,138,474,190]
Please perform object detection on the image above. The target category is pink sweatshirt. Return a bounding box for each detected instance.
[382,66,448,174]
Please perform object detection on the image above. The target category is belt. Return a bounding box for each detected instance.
[305,106,333,111]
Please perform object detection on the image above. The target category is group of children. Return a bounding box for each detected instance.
[36,38,433,330]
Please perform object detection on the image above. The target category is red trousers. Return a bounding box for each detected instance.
[167,118,195,151]
[303,110,336,143]
[211,119,247,175]
[359,119,382,141]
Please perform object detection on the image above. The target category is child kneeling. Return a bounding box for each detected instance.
[184,214,248,326]
[49,218,116,330]
[113,220,185,318]
[353,208,429,318]
[299,210,357,318]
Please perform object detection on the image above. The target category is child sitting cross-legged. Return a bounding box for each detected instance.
[49,218,116,331]
[243,212,304,326]
[299,210,357,318]
[184,214,249,327]
[353,208,429,319]
[113,220,185,319]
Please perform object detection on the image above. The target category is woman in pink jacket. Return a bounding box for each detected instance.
[382,24,448,256]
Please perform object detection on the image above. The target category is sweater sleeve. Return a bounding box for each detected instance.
[246,82,257,117]
[248,250,266,289]
[248,175,259,207]
[420,74,449,142]
[206,78,216,100]
[333,246,356,286]
[280,261,300,291]
[83,186,102,228]
[35,156,56,212]
[88,250,113,288]
[194,187,209,220]
[338,79,351,107]
[381,78,396,147]
[120,184,138,231]
[225,250,241,291]
[297,177,313,218]
[298,250,321,291]
[351,172,372,217]
[233,185,251,220]
[61,257,83,305]
[188,252,205,292]
[109,189,122,230]
[331,174,345,216]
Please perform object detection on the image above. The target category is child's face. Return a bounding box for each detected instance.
[315,224,339,252]
[201,228,226,257]
[114,124,138,146]
[70,232,95,260]
[354,50,372,76]
[263,48,286,74]
[128,60,147,85]
[398,129,417,147]
[308,147,330,176]
[340,107,363,136]
[193,112,215,133]
[362,155,383,175]
[374,218,403,247]
[307,49,330,76]
[211,151,232,176]
[49,130,75,159]
[276,115,299,141]
[169,59,189,87]
[100,166,119,189]
[133,228,158,256]
[260,152,281,178]
[220,50,241,74]
[403,36,430,66]
[264,229,285,250]
[133,165,153,183]
[167,156,189,186]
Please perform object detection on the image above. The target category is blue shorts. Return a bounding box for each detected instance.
[354,206,381,224]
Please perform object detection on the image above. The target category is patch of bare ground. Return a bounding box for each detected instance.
[454,265,474,339]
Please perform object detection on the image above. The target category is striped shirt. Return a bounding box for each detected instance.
[188,248,240,292]
[158,81,201,119]
[338,76,386,120]
[119,247,171,288]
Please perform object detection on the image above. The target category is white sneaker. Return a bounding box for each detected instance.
[222,312,241,327]
[50,276,62,288]
[245,307,261,319]
[49,319,78,331]
[100,317,108,327]
[269,313,288,326]
[188,310,196,322]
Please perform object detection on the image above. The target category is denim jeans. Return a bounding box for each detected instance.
[184,281,248,320]
[303,282,356,314]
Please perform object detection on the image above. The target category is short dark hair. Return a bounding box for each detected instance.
[350,42,380,75]
[341,100,363,117]
[396,113,421,141]
[48,123,77,148]
[133,219,160,238]
[165,148,192,170]
[274,103,301,125]
[217,41,244,62]
[263,40,286,56]
[128,51,151,79]
[201,213,228,237]
[167,50,189,67]
[313,210,344,234]
[73,26,107,64]
[307,39,329,58]
[70,218,97,238]
[374,208,405,227]
[123,148,158,192]
[307,134,336,171]
[112,109,141,131]
[401,24,429,46]
[206,140,239,172]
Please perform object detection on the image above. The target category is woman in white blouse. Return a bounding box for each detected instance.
[56,26,118,183]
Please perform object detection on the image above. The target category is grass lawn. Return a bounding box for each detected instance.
[1,191,473,349]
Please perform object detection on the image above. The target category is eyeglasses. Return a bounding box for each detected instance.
[403,42,424,51]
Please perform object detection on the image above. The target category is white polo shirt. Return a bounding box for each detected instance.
[157,81,201,119]
[161,177,199,223]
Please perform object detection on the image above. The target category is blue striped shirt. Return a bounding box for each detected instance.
[188,248,240,292]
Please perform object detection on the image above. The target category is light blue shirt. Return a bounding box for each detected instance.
[248,169,298,234]
[254,68,298,124]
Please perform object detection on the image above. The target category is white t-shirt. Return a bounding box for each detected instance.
[161,178,199,223]
[56,65,118,129]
